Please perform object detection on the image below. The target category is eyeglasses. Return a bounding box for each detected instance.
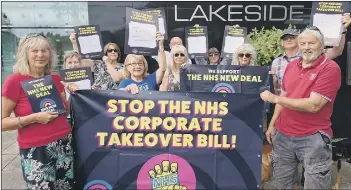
[107,49,118,53]
[282,35,297,41]
[174,53,185,57]
[209,53,219,57]
[238,53,251,58]
[127,62,144,67]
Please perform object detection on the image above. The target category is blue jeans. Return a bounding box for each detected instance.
[271,130,332,189]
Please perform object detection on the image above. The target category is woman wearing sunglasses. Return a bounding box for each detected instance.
[70,33,124,90]
[232,43,258,66]
[2,33,78,189]
[160,44,189,91]
[118,32,166,94]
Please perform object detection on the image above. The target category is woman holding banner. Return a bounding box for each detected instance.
[231,43,258,66]
[119,32,166,94]
[70,33,124,90]
[159,44,190,91]
[2,34,77,189]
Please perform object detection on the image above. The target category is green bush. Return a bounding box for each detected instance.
[247,26,284,66]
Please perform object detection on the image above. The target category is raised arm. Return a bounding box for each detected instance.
[70,32,79,52]
[159,70,169,91]
[156,32,167,84]
[325,13,350,59]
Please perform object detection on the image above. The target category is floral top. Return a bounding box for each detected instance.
[166,69,180,91]
[93,60,124,90]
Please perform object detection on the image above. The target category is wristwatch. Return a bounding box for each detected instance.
[342,30,347,34]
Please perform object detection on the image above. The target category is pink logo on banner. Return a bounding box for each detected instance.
[137,154,196,190]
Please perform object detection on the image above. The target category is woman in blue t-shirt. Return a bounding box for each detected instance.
[119,32,166,94]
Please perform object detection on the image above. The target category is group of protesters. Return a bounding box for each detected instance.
[1,9,350,190]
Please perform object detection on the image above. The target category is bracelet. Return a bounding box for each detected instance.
[342,30,347,34]
[17,117,24,128]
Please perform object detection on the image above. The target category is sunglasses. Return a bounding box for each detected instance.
[209,53,219,57]
[238,53,251,58]
[25,33,47,40]
[107,49,118,53]
[282,35,297,41]
[174,53,185,57]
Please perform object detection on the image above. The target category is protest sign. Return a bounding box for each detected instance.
[180,65,270,94]
[311,1,349,46]
[125,7,159,55]
[185,25,208,59]
[72,90,264,190]
[59,67,93,100]
[221,26,247,58]
[74,25,104,59]
[21,75,66,114]
[143,8,168,40]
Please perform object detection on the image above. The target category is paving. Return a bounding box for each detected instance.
[2,130,351,189]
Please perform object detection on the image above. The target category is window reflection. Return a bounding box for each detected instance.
[1,2,88,27]
[1,29,74,83]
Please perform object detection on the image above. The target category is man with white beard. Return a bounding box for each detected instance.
[260,27,341,189]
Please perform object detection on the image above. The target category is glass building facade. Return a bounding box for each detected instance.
[1,1,350,137]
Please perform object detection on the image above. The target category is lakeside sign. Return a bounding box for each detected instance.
[174,4,306,22]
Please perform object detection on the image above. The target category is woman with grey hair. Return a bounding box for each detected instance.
[63,50,83,69]
[1,33,77,189]
[231,43,258,66]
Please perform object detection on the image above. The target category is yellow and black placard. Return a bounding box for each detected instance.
[312,1,348,14]
[59,67,93,85]
[185,25,208,59]
[180,64,270,94]
[20,75,66,114]
[221,26,247,58]
[143,8,168,40]
[74,25,104,59]
[124,7,159,55]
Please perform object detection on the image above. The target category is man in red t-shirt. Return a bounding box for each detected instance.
[260,27,341,189]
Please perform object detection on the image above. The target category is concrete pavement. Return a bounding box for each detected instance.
[2,130,351,189]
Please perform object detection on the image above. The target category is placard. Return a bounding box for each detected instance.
[185,26,208,59]
[124,7,159,55]
[59,67,93,100]
[74,25,104,59]
[180,65,270,94]
[221,26,247,59]
[143,8,168,40]
[20,75,66,114]
[311,1,349,46]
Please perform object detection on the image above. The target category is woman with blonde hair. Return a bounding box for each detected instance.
[2,33,77,189]
[232,43,258,66]
[160,44,189,91]
[119,32,166,94]
[70,33,124,90]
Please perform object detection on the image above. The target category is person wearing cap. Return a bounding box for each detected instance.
[261,25,342,190]
[270,28,301,95]
[271,13,350,95]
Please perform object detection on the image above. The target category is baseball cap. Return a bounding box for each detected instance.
[281,29,300,39]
